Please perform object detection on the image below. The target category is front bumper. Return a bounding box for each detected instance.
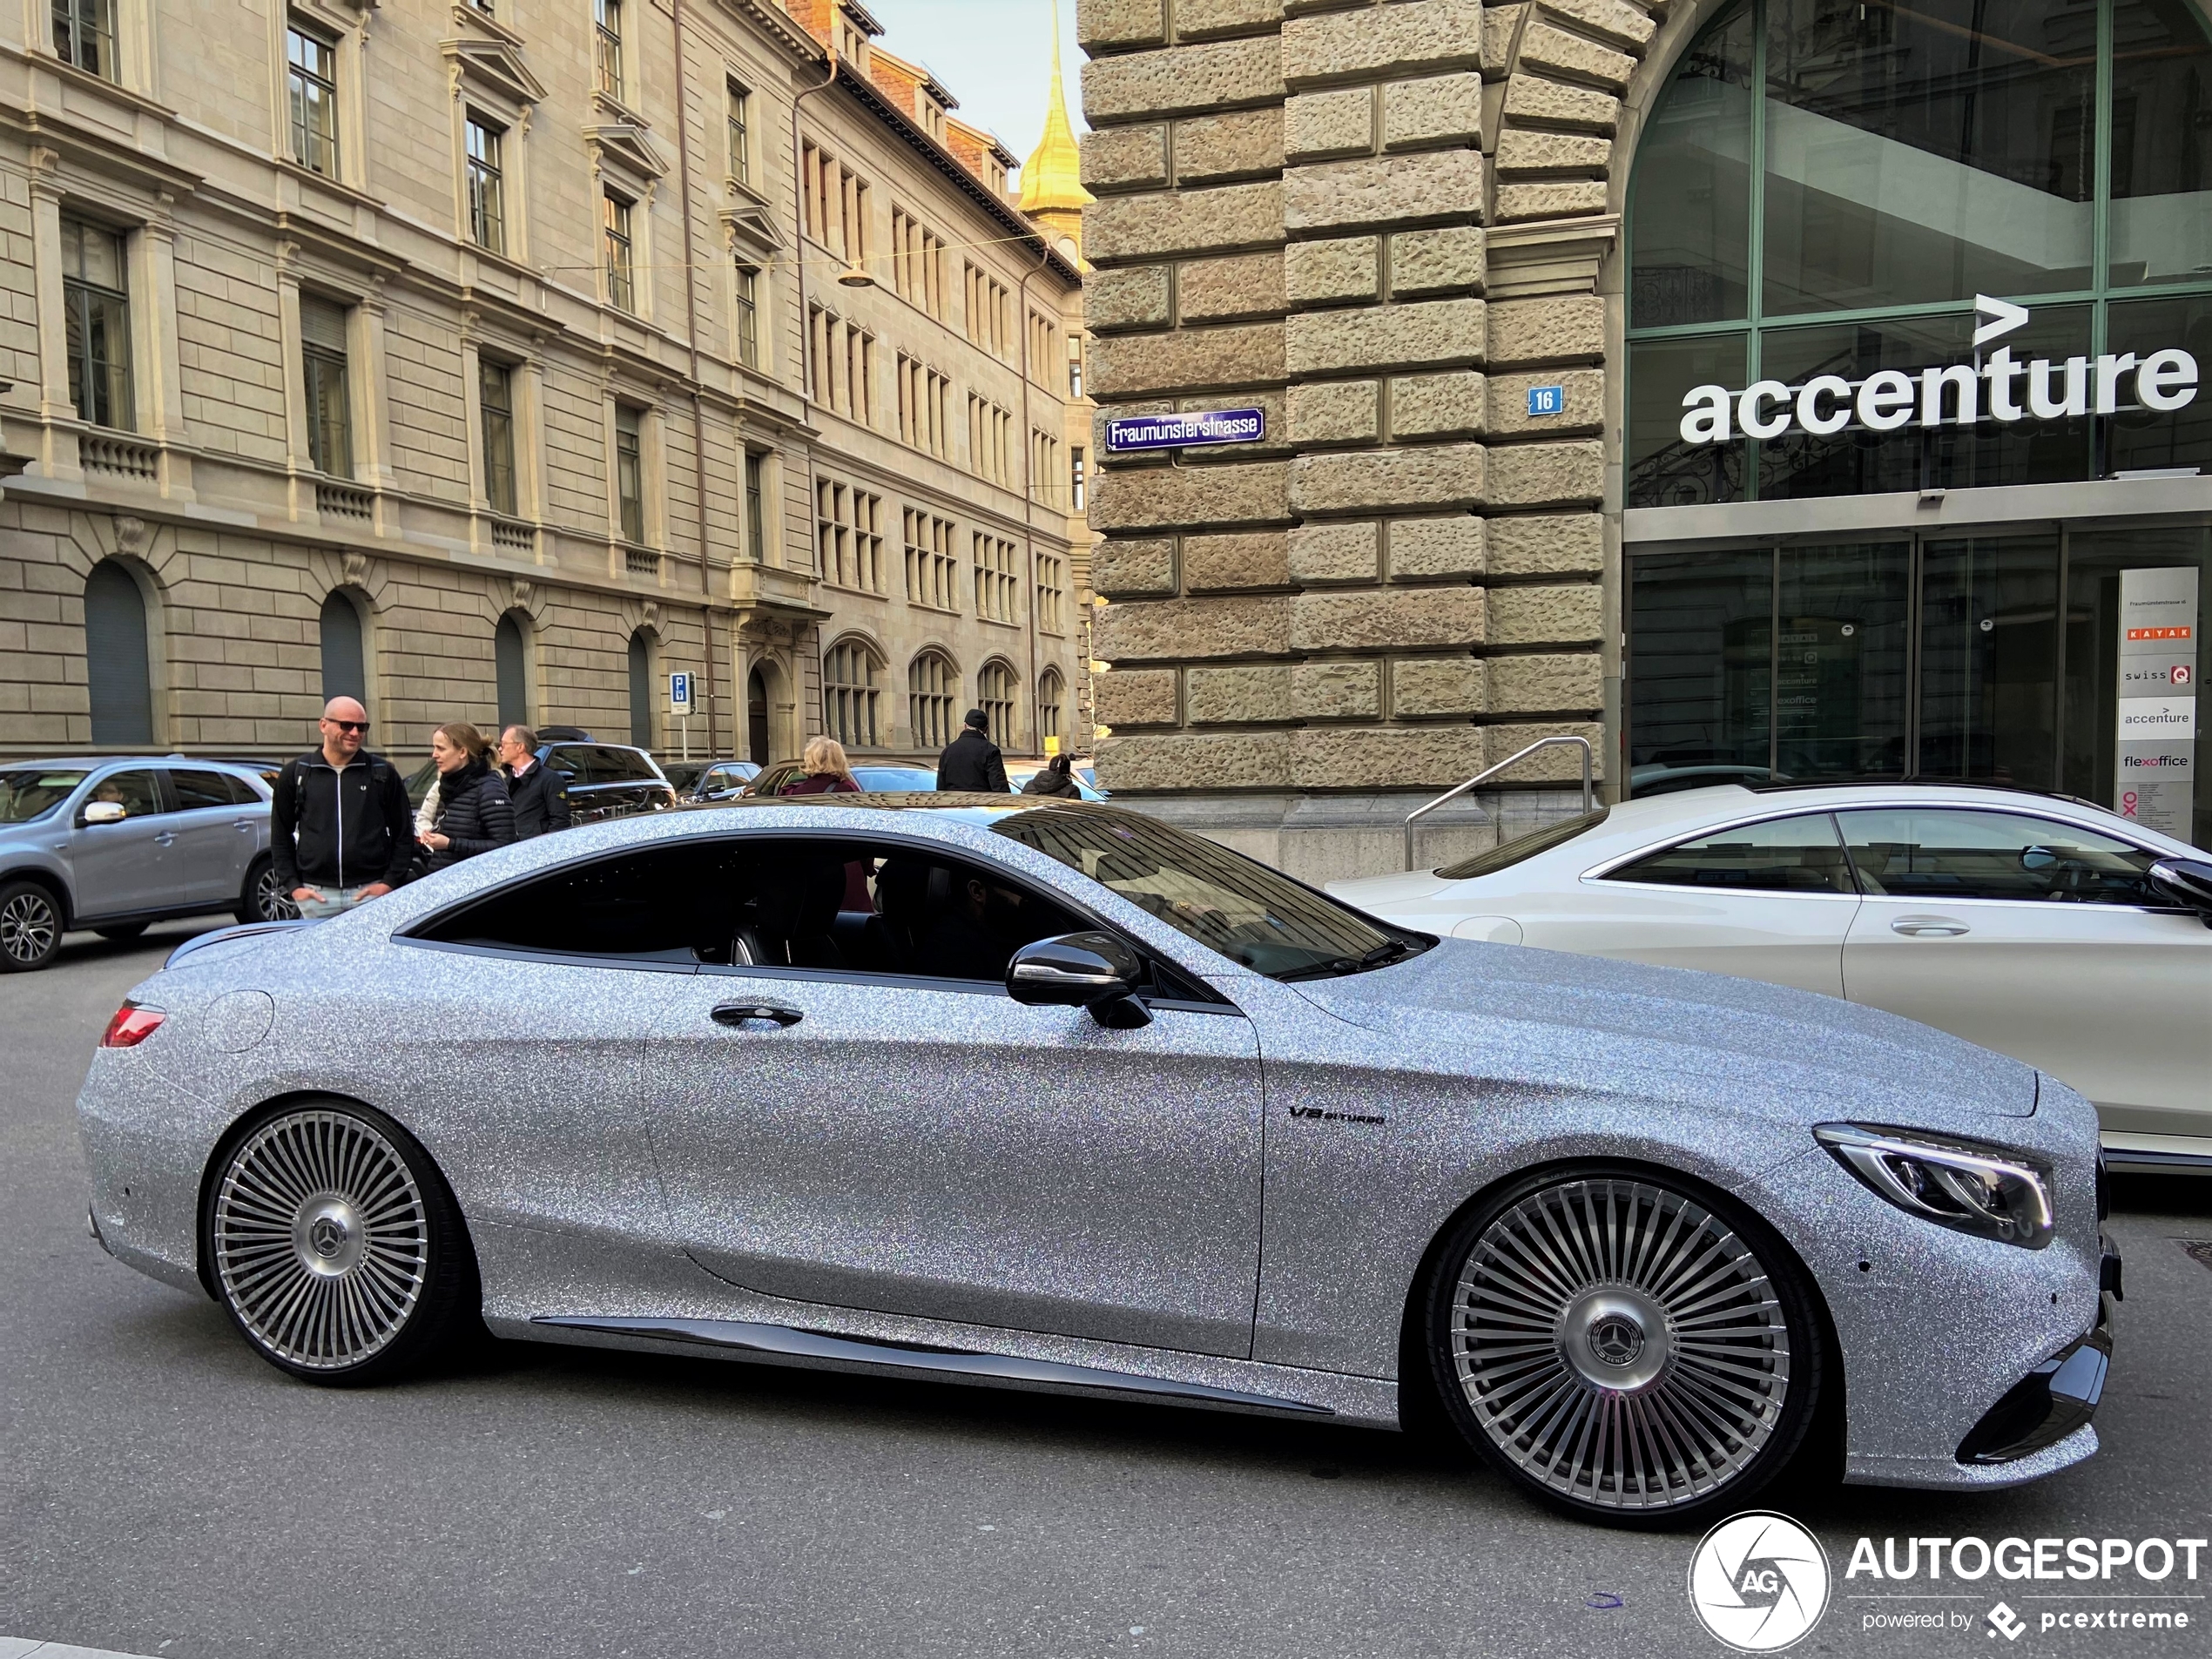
[1958,1288,2115,1465]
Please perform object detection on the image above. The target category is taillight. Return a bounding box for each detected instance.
[101,1003,165,1049]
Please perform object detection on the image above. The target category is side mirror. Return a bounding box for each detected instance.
[2148,857,2212,922]
[1007,930,1151,1028]
[82,800,127,825]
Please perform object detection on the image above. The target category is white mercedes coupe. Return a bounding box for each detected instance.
[1332,784,2212,1172]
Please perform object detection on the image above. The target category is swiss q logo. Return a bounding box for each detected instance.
[1687,1512,1831,1652]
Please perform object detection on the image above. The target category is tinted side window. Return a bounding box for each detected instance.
[171,769,240,810]
[590,746,656,783]
[82,769,164,819]
[231,772,270,804]
[1838,810,2161,905]
[1608,813,1854,894]
[543,748,588,781]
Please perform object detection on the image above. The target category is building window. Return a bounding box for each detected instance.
[897,354,950,455]
[1028,312,1058,380]
[61,218,132,432]
[287,21,341,177]
[904,509,958,610]
[824,638,883,748]
[726,79,751,180]
[974,532,1018,624]
[800,143,870,259]
[628,629,653,749]
[593,0,624,101]
[613,404,645,543]
[891,208,946,318]
[815,477,883,591]
[968,396,1011,484]
[1035,552,1064,634]
[1627,0,2212,506]
[977,660,1015,748]
[603,191,636,313]
[745,450,766,561]
[84,560,153,746]
[52,0,118,81]
[1070,446,1086,512]
[1030,428,1062,504]
[466,116,506,254]
[1037,670,1064,747]
[964,263,1009,355]
[320,590,367,705]
[908,651,956,752]
[1068,334,1083,400]
[479,358,517,516]
[299,294,352,477]
[734,265,759,367]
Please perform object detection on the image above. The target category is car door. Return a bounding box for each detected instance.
[67,768,176,920]
[642,831,1267,1359]
[1838,806,2212,1134]
[163,767,261,904]
[1513,811,1863,996]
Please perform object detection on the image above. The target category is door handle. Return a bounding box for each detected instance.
[712,1001,804,1028]
[1890,915,1970,937]
[152,832,176,846]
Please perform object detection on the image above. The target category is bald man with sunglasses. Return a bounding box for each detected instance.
[270,697,417,918]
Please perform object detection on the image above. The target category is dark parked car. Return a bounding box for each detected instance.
[0,756,285,970]
[665,759,759,800]
[407,741,676,821]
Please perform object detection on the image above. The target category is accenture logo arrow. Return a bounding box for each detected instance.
[1973,293,2031,347]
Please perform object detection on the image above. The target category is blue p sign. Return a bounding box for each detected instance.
[1527,385,1566,417]
[669,671,692,714]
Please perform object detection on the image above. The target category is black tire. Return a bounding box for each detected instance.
[1425,1163,1825,1529]
[0,879,64,972]
[235,853,298,925]
[202,1099,479,1386]
[94,921,149,942]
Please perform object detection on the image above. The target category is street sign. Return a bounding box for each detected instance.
[1527,385,1565,416]
[1103,407,1264,453]
[669,671,692,715]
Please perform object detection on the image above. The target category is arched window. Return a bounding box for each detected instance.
[627,629,654,750]
[1628,0,2212,506]
[1036,668,1064,749]
[495,611,530,729]
[907,651,956,751]
[823,637,882,748]
[84,560,153,746]
[977,659,1016,749]
[320,590,366,705]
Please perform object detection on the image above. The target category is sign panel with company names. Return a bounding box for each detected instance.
[1103,408,1265,453]
[2115,568,2197,842]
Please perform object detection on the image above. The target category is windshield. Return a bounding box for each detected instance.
[995,805,1430,980]
[0,769,91,824]
[1435,808,1611,880]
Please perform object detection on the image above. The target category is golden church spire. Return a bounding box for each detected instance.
[1018,3,1093,233]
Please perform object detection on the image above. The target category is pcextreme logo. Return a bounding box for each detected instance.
[1688,1511,1831,1651]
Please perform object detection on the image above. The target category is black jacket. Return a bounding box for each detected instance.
[503,759,570,840]
[1021,761,1082,798]
[427,762,516,869]
[936,727,1009,793]
[271,748,415,891]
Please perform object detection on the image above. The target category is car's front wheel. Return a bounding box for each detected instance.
[1426,1166,1824,1527]
[0,880,63,972]
[205,1101,477,1385]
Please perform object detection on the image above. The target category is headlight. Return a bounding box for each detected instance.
[1814,1123,2054,1250]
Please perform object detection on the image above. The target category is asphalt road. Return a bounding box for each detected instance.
[3,921,2209,1659]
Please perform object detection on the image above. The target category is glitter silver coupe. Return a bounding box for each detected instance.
[78,798,2118,1527]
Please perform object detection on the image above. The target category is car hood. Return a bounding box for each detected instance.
[1287,938,2038,1122]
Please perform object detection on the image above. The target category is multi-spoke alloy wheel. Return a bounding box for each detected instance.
[0,881,62,971]
[1431,1170,1820,1525]
[240,858,298,924]
[208,1103,472,1383]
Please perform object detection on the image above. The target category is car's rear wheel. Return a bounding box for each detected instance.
[236,854,297,925]
[206,1101,476,1385]
[1426,1166,1824,1528]
[0,880,63,972]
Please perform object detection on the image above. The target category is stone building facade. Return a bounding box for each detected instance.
[1076,0,1639,877]
[0,0,1091,771]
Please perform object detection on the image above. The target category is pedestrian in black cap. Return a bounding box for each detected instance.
[935,707,1009,793]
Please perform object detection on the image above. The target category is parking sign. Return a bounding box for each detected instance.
[669,671,692,715]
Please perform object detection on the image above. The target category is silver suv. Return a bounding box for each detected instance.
[0,757,281,972]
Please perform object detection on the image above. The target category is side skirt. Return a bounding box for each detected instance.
[531,1314,1337,1419]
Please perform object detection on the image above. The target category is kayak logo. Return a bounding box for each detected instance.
[1688,1511,1831,1652]
[1677,295,2199,446]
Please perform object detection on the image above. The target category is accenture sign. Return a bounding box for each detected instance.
[1677,295,2201,445]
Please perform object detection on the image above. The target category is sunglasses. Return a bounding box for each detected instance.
[326,719,370,734]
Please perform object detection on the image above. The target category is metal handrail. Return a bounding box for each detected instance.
[1401,735,1595,870]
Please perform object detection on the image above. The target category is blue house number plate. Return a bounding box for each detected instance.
[1527,385,1566,416]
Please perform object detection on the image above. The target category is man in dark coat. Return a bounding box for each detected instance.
[498,725,570,839]
[936,709,1010,793]
[270,696,415,917]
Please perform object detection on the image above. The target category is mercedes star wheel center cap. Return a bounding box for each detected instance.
[295,1197,364,1278]
[1561,1287,1671,1392]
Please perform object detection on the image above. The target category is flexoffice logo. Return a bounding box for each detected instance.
[1678,296,2199,445]
[1687,1512,1831,1651]
[2121,753,2192,768]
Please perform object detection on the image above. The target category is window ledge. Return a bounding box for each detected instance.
[31,51,178,121]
